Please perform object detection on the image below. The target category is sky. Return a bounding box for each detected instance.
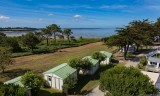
[0,0,160,28]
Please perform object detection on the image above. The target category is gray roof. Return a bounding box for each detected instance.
[148,57,160,63]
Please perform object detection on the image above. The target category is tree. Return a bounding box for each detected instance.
[100,65,157,96]
[69,58,92,75]
[69,58,82,74]
[63,28,73,43]
[47,24,61,42]
[21,32,41,52]
[0,47,15,73]
[62,75,77,95]
[92,52,106,63]
[1,37,21,52]
[0,83,27,96]
[21,71,44,95]
[0,32,6,37]
[41,28,52,46]
[81,59,92,74]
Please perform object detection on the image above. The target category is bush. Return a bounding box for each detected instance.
[140,57,147,66]
[138,63,144,69]
[21,71,44,95]
[1,37,21,52]
[0,83,27,96]
[100,65,158,96]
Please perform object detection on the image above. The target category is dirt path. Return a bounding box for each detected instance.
[1,42,114,82]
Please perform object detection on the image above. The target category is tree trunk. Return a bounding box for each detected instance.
[2,68,5,73]
[67,35,70,43]
[31,47,34,53]
[46,37,49,46]
[54,32,56,43]
[136,45,139,52]
[124,44,129,60]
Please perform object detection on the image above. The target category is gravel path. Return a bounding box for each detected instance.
[86,86,105,96]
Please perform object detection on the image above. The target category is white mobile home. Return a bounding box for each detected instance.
[81,56,99,75]
[43,63,77,91]
[100,51,112,65]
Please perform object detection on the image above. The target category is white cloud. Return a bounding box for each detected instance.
[48,13,53,16]
[147,5,160,10]
[73,14,82,21]
[100,5,127,9]
[74,14,82,18]
[38,18,43,22]
[0,15,10,20]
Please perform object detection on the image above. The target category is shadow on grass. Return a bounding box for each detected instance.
[70,64,116,95]
[0,68,30,81]
[39,89,64,96]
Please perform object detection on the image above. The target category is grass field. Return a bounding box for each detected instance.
[0,42,117,82]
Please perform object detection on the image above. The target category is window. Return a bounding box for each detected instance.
[150,62,157,66]
[48,76,52,81]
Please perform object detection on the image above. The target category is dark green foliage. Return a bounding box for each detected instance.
[63,29,73,42]
[47,24,61,42]
[21,71,44,90]
[140,57,147,66]
[0,47,15,73]
[41,28,52,46]
[63,75,77,95]
[69,58,82,72]
[0,32,6,37]
[92,52,106,61]
[69,58,92,75]
[105,19,154,60]
[0,83,27,96]
[1,37,21,52]
[80,59,92,74]
[21,32,41,52]
[100,65,157,96]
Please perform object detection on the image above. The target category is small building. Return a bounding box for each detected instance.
[43,63,77,91]
[81,56,99,75]
[4,76,23,87]
[146,48,160,72]
[100,51,112,65]
[4,76,31,96]
[120,45,137,53]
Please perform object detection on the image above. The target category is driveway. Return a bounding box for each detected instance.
[86,86,105,96]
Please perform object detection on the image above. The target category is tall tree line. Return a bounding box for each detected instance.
[104,18,160,60]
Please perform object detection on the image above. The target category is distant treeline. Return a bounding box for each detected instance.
[0,27,40,31]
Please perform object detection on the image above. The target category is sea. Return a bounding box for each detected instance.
[1,28,116,38]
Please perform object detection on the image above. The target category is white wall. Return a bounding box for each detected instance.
[44,71,77,91]
[80,63,99,75]
[101,58,110,65]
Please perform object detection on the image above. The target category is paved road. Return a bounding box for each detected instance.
[86,86,105,96]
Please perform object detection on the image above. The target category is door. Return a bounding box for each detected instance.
[47,76,52,87]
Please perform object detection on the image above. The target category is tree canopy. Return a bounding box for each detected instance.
[63,28,73,42]
[104,19,154,60]
[0,83,27,96]
[92,52,106,61]
[21,71,44,92]
[69,58,92,75]
[100,65,157,96]
[0,47,15,73]
[21,32,41,52]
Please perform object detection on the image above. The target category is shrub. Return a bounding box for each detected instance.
[100,65,158,96]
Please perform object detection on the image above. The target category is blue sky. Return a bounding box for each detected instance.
[0,0,160,28]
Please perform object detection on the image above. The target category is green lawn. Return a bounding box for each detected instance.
[39,88,64,96]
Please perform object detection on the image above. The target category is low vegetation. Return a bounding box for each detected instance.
[100,65,158,96]
[0,83,27,96]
